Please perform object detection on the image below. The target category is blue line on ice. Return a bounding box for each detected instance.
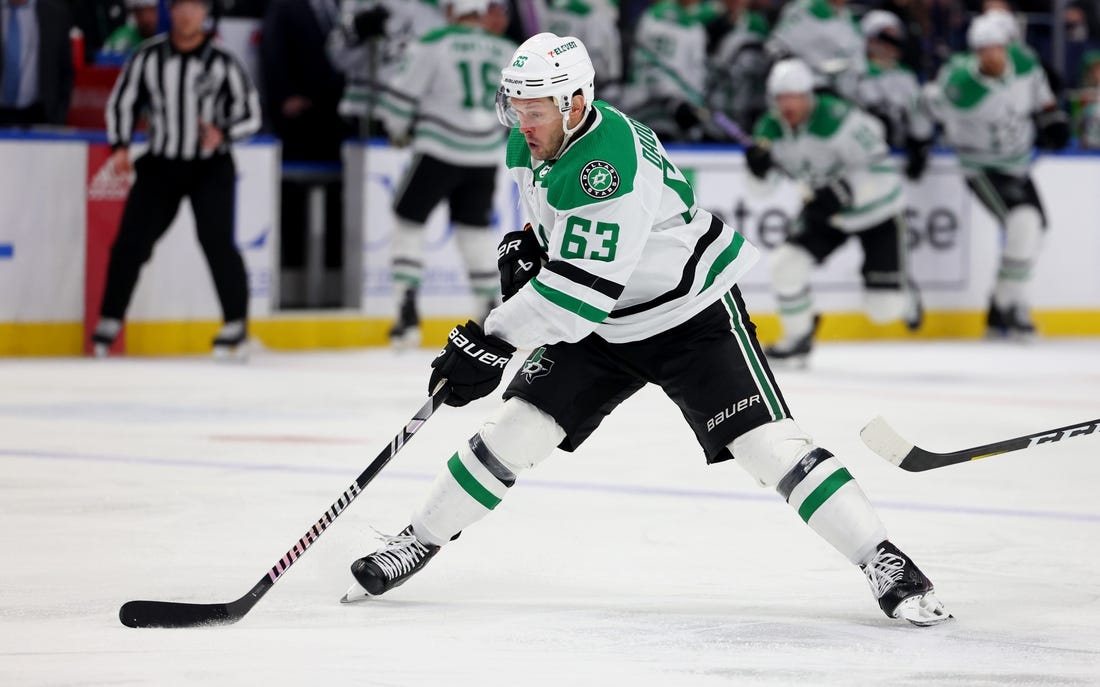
[4,447,1099,524]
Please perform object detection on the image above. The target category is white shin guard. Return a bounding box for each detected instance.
[453,224,501,303]
[391,219,427,287]
[412,399,565,546]
[770,244,816,341]
[995,205,1043,308]
[730,420,886,565]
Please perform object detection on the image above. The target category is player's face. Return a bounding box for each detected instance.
[977,45,1008,77]
[775,93,812,128]
[170,0,207,40]
[512,97,566,161]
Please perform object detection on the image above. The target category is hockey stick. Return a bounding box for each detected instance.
[119,381,450,628]
[860,416,1100,472]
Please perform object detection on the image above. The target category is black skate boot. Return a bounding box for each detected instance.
[341,525,440,603]
[861,540,952,626]
[764,315,819,368]
[986,299,1036,340]
[212,320,248,361]
[91,318,121,358]
[904,279,924,333]
[389,289,421,348]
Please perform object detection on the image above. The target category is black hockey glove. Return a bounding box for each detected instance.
[905,137,931,181]
[744,142,774,179]
[803,180,852,227]
[1035,108,1070,150]
[673,101,703,132]
[351,5,390,43]
[429,321,516,408]
[497,226,545,301]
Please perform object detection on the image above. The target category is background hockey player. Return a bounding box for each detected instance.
[372,0,516,346]
[856,10,933,182]
[765,0,865,100]
[922,12,1069,338]
[342,32,951,627]
[707,0,770,132]
[327,0,444,127]
[540,0,622,105]
[745,59,921,365]
[622,0,716,141]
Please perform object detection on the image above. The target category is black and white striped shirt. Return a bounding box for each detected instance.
[106,35,262,160]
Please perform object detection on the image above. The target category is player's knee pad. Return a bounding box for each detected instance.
[863,289,909,324]
[478,397,566,473]
[729,418,814,488]
[770,244,815,295]
[1003,206,1044,261]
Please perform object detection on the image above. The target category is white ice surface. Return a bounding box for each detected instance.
[1,340,1099,686]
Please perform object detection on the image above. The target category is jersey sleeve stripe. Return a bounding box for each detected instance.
[544,261,625,300]
[610,215,723,318]
[529,278,610,323]
[698,231,746,293]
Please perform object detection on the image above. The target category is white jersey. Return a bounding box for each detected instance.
[329,0,444,117]
[753,94,903,232]
[374,25,516,166]
[622,0,714,130]
[1080,101,1100,149]
[540,0,622,99]
[857,62,933,148]
[484,101,760,350]
[923,45,1055,177]
[766,0,866,100]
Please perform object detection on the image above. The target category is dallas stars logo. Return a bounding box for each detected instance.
[521,346,555,382]
[579,160,620,199]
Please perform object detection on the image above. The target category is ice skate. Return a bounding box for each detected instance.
[904,280,924,333]
[212,320,249,362]
[341,525,440,603]
[861,541,952,627]
[91,318,121,358]
[764,316,819,368]
[985,300,1036,341]
[389,290,421,349]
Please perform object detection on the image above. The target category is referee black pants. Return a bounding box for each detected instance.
[99,154,248,323]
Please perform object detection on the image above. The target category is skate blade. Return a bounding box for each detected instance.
[213,340,251,363]
[339,581,374,604]
[893,592,953,627]
[389,329,422,351]
[767,354,810,370]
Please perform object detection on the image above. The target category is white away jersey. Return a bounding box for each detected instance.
[766,0,866,100]
[923,44,1055,176]
[484,102,760,349]
[375,25,516,166]
[753,95,903,232]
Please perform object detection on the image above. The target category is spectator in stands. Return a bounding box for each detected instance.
[708,0,770,132]
[1076,49,1100,147]
[96,0,161,64]
[72,0,128,64]
[0,0,74,126]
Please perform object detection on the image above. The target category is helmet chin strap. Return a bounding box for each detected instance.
[550,98,592,160]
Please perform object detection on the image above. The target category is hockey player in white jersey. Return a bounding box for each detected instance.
[328,0,444,120]
[708,0,770,131]
[856,10,933,181]
[541,0,623,104]
[343,33,951,627]
[746,59,922,365]
[766,0,865,100]
[923,13,1069,338]
[372,0,516,345]
[623,0,715,141]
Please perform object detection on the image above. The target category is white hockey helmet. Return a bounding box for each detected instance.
[447,0,492,16]
[766,59,815,99]
[860,10,905,41]
[968,13,1013,50]
[495,32,596,132]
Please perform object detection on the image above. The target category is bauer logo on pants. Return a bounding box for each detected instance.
[580,160,620,199]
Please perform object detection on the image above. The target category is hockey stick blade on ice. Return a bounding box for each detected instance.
[119,382,450,628]
[860,416,1100,472]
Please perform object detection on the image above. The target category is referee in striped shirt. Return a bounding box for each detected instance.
[92,0,262,358]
